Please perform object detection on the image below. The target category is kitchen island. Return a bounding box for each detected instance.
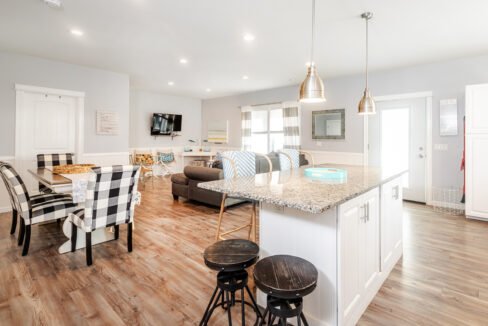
[199,164,405,326]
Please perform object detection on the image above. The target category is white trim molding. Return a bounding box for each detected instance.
[306,150,364,166]
[15,84,85,98]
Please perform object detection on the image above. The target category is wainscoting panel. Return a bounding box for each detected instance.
[307,150,364,166]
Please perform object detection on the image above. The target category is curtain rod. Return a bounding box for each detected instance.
[238,101,298,109]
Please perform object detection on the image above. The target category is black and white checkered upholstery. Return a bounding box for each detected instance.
[0,163,77,225]
[37,153,74,168]
[37,153,74,193]
[69,165,140,232]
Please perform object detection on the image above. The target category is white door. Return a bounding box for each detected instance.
[16,91,77,193]
[368,97,427,203]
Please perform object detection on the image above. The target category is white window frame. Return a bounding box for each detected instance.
[250,104,283,153]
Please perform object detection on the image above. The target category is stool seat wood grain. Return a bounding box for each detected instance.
[203,239,259,272]
[254,255,318,299]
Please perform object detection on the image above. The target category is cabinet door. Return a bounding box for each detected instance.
[381,177,404,271]
[338,197,362,325]
[466,134,488,219]
[360,189,380,293]
[466,84,488,134]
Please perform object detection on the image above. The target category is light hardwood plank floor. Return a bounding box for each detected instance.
[0,177,487,325]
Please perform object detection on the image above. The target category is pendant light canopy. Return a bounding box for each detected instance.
[299,0,326,103]
[358,12,376,115]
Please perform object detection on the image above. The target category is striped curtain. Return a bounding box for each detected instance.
[282,102,300,149]
[241,106,252,151]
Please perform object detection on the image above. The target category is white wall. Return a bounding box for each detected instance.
[202,54,488,190]
[0,50,130,155]
[130,90,202,150]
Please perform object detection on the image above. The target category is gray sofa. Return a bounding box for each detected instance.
[171,152,307,207]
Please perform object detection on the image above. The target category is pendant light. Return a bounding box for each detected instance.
[358,12,376,115]
[299,0,326,103]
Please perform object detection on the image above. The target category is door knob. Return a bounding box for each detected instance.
[419,154,424,158]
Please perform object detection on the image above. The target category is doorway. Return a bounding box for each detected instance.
[366,93,432,203]
[15,84,84,193]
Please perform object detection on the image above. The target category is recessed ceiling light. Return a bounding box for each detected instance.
[179,58,188,64]
[168,81,175,86]
[206,88,212,92]
[43,0,62,8]
[242,75,249,80]
[243,33,255,42]
[70,29,84,37]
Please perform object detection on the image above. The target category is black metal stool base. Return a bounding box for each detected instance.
[259,295,309,326]
[200,270,263,326]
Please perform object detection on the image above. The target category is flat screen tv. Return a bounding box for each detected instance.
[151,113,182,135]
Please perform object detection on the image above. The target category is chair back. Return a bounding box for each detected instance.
[221,151,256,179]
[83,165,140,231]
[0,163,31,217]
[0,162,16,210]
[37,153,74,168]
[278,149,300,171]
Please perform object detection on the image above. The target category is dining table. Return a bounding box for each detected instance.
[29,167,119,254]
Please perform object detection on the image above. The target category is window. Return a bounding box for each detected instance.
[250,106,284,153]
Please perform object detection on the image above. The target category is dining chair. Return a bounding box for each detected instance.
[156,150,176,176]
[130,152,156,189]
[37,153,74,193]
[0,162,72,237]
[68,165,140,266]
[278,149,315,171]
[215,151,272,242]
[0,162,78,256]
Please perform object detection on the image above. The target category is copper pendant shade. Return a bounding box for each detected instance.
[358,12,376,115]
[299,0,326,103]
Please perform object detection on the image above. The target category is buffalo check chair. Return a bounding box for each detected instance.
[215,151,272,242]
[37,153,74,193]
[0,162,77,256]
[68,165,141,266]
[0,162,72,237]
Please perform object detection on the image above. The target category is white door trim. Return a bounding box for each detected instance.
[363,91,433,205]
[15,84,85,164]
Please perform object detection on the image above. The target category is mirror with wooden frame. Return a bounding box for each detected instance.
[312,109,345,139]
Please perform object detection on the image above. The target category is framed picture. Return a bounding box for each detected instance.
[312,109,345,139]
[439,99,458,136]
[96,111,119,135]
[207,120,229,143]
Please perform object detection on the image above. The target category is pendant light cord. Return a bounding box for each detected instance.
[365,15,369,89]
[310,0,315,66]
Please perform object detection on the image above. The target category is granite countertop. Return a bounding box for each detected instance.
[198,164,406,214]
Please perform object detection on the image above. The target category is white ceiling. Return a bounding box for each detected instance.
[1,0,488,99]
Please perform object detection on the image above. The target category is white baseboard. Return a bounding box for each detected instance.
[305,150,364,166]
[0,206,11,213]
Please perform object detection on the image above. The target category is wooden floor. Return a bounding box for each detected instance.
[1,178,488,325]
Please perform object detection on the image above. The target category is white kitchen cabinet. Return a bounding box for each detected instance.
[466,84,488,220]
[466,134,488,219]
[466,84,488,134]
[339,188,380,326]
[381,176,404,272]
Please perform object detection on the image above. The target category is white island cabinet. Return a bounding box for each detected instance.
[199,165,406,326]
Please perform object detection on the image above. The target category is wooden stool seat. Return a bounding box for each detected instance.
[254,255,318,299]
[203,239,259,272]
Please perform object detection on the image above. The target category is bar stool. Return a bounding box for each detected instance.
[200,239,264,325]
[253,255,318,326]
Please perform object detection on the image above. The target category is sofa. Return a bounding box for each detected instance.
[171,152,308,207]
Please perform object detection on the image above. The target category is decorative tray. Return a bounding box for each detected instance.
[52,164,95,175]
[304,167,348,180]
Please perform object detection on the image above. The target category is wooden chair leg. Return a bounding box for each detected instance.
[18,219,25,246]
[86,232,93,266]
[216,194,227,241]
[71,223,77,252]
[10,209,17,235]
[114,225,119,240]
[247,203,254,240]
[127,222,133,252]
[22,225,31,256]
[253,202,258,242]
